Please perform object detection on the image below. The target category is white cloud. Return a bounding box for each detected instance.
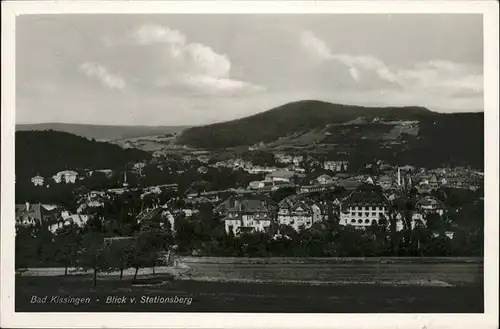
[299,30,483,99]
[183,76,265,95]
[300,31,332,60]
[100,24,265,96]
[78,62,126,90]
[132,25,186,46]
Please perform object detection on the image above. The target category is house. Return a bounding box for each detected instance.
[316,174,334,185]
[265,170,296,183]
[415,196,446,216]
[299,183,334,194]
[15,202,60,228]
[248,180,274,190]
[197,166,209,174]
[48,213,90,233]
[274,153,293,164]
[52,170,78,184]
[197,155,210,164]
[277,195,324,231]
[246,166,278,174]
[133,162,147,173]
[292,156,304,166]
[152,150,166,158]
[394,211,427,232]
[31,175,44,186]
[428,174,440,190]
[324,160,349,172]
[377,175,394,190]
[339,188,388,228]
[217,196,276,235]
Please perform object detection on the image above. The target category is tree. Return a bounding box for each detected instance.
[76,232,109,286]
[128,230,165,281]
[105,238,133,280]
[271,186,296,203]
[53,223,81,276]
[15,226,37,274]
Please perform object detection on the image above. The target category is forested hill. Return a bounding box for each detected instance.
[177,100,484,169]
[177,100,438,149]
[16,130,150,178]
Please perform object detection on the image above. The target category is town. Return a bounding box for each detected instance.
[15,146,484,275]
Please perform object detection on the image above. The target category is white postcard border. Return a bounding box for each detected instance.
[1,1,498,328]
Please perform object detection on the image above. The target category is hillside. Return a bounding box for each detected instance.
[15,130,151,179]
[178,100,484,169]
[178,100,437,149]
[16,123,189,141]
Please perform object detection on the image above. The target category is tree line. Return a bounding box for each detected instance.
[16,219,174,286]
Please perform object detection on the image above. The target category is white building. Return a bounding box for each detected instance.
[316,174,334,185]
[31,175,44,186]
[277,196,324,231]
[292,156,304,166]
[48,213,90,233]
[265,170,296,183]
[324,160,349,172]
[248,180,272,190]
[274,153,293,164]
[394,212,427,232]
[246,166,277,174]
[217,197,276,235]
[339,188,388,228]
[52,170,78,184]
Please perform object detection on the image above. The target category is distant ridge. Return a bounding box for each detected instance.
[16,123,189,141]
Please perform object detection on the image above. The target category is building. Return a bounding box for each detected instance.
[197,155,210,164]
[415,196,446,216]
[377,175,393,190]
[299,183,335,194]
[48,213,90,233]
[316,174,334,185]
[339,187,388,228]
[265,170,296,183]
[324,160,348,172]
[249,180,269,190]
[91,169,114,177]
[31,175,44,186]
[428,174,440,190]
[277,196,324,231]
[197,166,209,174]
[52,170,78,184]
[217,197,276,235]
[292,156,304,166]
[274,153,293,164]
[246,166,278,174]
[15,202,59,228]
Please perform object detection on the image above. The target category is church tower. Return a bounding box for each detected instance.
[123,171,129,187]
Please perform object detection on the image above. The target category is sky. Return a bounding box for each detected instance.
[16,14,484,126]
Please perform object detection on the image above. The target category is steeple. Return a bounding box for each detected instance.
[123,171,128,187]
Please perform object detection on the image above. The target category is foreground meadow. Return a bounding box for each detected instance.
[16,257,483,312]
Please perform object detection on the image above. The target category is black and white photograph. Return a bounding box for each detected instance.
[1,1,498,328]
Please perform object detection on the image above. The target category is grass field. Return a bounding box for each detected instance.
[16,257,484,313]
